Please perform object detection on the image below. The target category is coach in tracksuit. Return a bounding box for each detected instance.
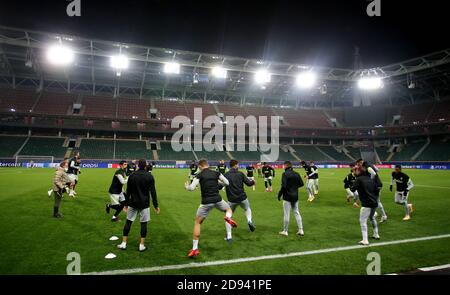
[222,160,256,242]
[277,161,305,237]
[117,159,160,252]
[351,165,381,245]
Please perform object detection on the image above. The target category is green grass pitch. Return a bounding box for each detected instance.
[0,167,449,275]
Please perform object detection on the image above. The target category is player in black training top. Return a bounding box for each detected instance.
[106,161,128,222]
[246,163,256,191]
[301,161,316,202]
[184,160,237,258]
[126,160,137,176]
[344,163,359,207]
[390,165,414,221]
[217,159,227,174]
[67,151,81,198]
[310,161,319,195]
[261,162,275,192]
[189,160,199,184]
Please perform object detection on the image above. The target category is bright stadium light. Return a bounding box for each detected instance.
[46,44,75,66]
[211,66,227,79]
[358,77,383,90]
[254,69,271,84]
[164,62,181,74]
[296,72,317,89]
[110,55,129,70]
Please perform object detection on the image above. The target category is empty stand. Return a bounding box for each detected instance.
[400,102,434,125]
[417,138,450,161]
[216,104,248,117]
[0,88,37,113]
[83,96,116,118]
[117,98,152,120]
[115,140,149,160]
[19,137,67,158]
[154,100,188,121]
[318,146,351,161]
[0,136,27,157]
[427,100,450,123]
[33,92,76,116]
[391,141,426,161]
[158,141,195,160]
[79,139,114,159]
[275,109,330,128]
[184,101,217,120]
[290,145,329,161]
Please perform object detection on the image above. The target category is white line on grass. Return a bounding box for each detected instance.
[415,184,450,190]
[83,233,450,275]
[419,264,450,271]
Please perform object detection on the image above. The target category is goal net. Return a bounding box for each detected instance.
[15,156,55,166]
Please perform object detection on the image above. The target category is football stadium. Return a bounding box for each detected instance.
[0,1,449,281]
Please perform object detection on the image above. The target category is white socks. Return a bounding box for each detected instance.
[225,223,232,239]
[192,239,199,250]
[245,209,253,223]
[139,244,146,251]
[225,211,232,219]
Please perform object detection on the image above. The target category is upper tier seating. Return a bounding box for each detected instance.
[400,102,434,125]
[228,143,262,161]
[184,102,217,120]
[117,98,152,120]
[0,88,37,113]
[19,137,67,158]
[216,104,248,117]
[115,140,149,160]
[83,96,116,118]
[275,109,331,128]
[79,139,114,159]
[154,100,188,121]
[0,136,27,157]
[34,93,76,116]
[427,100,450,123]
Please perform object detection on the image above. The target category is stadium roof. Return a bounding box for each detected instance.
[0,25,449,107]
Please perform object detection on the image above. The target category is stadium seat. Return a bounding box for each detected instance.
[83,96,116,118]
[0,136,27,157]
[318,146,352,161]
[19,137,67,158]
[79,139,114,159]
[0,88,38,113]
[114,140,149,160]
[416,138,450,161]
[117,98,152,120]
[158,141,195,160]
[391,141,426,161]
[289,145,329,162]
[33,92,76,116]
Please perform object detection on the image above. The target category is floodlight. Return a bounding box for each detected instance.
[358,77,383,90]
[296,72,317,89]
[110,55,129,70]
[164,62,181,74]
[254,69,271,84]
[211,66,227,79]
[46,45,74,66]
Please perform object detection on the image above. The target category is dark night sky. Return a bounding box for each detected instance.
[0,0,448,68]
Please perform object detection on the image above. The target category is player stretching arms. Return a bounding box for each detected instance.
[106,161,128,222]
[278,161,305,237]
[350,165,381,245]
[262,162,275,192]
[390,165,414,221]
[344,164,359,208]
[188,160,199,184]
[310,161,319,195]
[301,161,316,202]
[222,160,256,242]
[246,163,256,191]
[184,160,237,258]
[67,152,81,198]
[356,159,388,223]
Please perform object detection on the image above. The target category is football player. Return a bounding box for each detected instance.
[67,152,81,198]
[246,163,256,191]
[390,165,414,221]
[261,162,275,192]
[301,161,316,202]
[344,164,360,208]
[189,160,199,184]
[310,161,319,195]
[106,161,128,222]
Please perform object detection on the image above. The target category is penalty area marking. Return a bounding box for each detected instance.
[83,233,450,275]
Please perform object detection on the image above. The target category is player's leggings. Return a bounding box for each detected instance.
[283,201,303,232]
[123,220,148,238]
[265,179,272,188]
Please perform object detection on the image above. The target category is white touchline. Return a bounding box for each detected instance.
[83,233,450,275]
[415,184,450,190]
[419,264,450,272]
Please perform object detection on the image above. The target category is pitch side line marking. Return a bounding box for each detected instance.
[415,184,450,190]
[83,233,450,275]
[419,263,450,271]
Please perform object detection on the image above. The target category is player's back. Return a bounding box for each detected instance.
[196,169,222,204]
